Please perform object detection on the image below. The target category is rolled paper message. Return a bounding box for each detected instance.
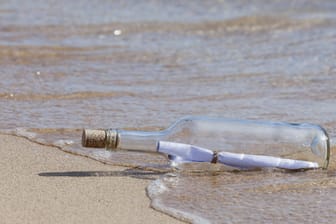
[157,141,213,162]
[157,141,319,169]
[218,152,319,169]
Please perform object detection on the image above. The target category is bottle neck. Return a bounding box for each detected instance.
[110,129,167,152]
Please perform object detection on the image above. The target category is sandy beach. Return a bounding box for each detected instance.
[0,134,183,224]
[1,1,336,223]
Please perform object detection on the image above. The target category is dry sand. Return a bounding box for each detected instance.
[0,134,183,224]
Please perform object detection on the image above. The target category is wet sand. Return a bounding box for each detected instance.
[0,134,183,224]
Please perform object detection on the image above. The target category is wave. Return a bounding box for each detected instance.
[0,91,137,101]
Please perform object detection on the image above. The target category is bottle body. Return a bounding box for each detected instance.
[84,116,330,168]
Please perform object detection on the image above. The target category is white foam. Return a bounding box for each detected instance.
[147,176,211,224]
[14,127,37,139]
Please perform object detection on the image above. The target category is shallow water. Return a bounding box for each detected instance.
[1,0,336,223]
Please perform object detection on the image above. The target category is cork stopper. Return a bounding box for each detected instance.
[82,129,106,148]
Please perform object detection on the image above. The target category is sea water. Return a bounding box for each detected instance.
[1,0,336,223]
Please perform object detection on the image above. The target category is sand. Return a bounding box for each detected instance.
[0,134,183,224]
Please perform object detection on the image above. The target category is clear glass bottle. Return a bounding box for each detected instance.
[82,116,330,168]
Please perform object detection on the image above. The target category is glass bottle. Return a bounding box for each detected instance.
[82,116,330,168]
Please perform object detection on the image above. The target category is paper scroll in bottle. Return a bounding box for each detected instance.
[157,141,319,170]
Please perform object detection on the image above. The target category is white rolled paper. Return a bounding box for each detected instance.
[157,141,319,169]
[218,152,319,169]
[157,141,213,162]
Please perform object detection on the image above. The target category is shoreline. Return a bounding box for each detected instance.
[0,134,183,224]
